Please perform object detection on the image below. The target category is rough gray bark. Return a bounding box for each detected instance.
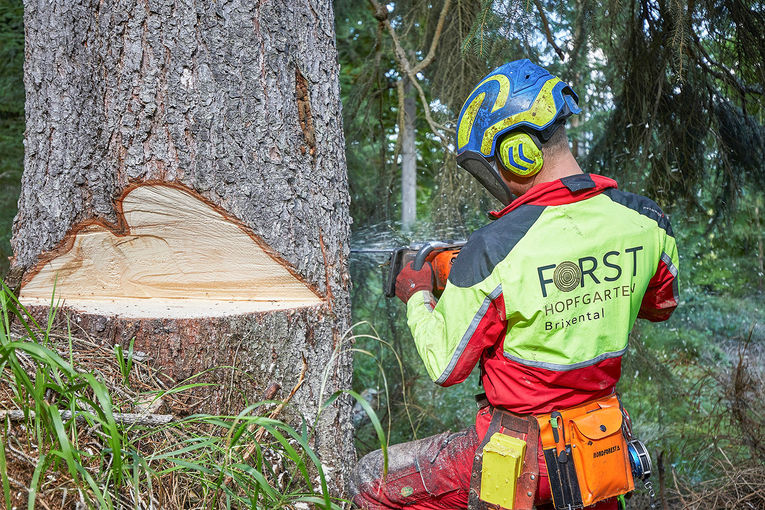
[401,78,417,230]
[14,0,354,491]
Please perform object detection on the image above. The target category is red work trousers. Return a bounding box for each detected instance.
[350,418,618,510]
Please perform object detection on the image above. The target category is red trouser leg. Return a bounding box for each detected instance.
[349,426,618,510]
[350,428,478,510]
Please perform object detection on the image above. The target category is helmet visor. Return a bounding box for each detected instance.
[456,151,515,206]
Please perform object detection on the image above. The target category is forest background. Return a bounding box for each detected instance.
[0,0,763,507]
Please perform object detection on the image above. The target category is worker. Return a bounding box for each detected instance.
[349,59,679,510]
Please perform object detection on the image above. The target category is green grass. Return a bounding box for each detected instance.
[0,284,385,509]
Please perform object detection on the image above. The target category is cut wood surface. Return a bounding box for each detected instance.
[19,184,322,318]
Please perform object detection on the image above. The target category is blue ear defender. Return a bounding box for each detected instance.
[497,131,544,177]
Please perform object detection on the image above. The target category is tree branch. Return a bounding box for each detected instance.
[0,409,174,426]
[533,0,566,61]
[691,30,763,96]
[368,0,454,148]
[412,0,452,74]
[221,358,307,491]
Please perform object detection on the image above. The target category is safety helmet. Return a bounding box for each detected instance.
[456,59,581,205]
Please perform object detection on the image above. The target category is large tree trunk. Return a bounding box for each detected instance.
[13,0,354,489]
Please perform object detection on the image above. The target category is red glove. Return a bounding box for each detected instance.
[395,261,434,303]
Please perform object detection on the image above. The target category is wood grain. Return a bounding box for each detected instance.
[20,184,322,317]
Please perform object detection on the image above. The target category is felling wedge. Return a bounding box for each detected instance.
[19,183,322,318]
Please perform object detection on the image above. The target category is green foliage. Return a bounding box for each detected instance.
[0,0,24,278]
[114,336,136,387]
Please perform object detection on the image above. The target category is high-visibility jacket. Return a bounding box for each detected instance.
[407,174,679,414]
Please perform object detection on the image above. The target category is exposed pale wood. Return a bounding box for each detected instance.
[19,184,322,318]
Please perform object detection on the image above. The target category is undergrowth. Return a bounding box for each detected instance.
[0,285,380,509]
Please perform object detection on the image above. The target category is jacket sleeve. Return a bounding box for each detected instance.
[406,271,507,386]
[638,224,679,322]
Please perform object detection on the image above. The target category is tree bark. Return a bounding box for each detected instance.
[401,77,417,230]
[14,0,354,490]
[756,203,763,291]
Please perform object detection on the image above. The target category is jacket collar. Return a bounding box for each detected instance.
[489,173,618,219]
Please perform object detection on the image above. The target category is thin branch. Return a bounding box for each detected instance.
[691,31,763,96]
[253,356,307,443]
[369,0,454,147]
[408,71,456,142]
[533,0,566,61]
[221,357,309,491]
[412,0,452,74]
[0,409,174,426]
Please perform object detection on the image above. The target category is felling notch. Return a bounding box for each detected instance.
[19,183,322,318]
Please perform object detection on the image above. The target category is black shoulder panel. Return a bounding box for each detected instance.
[560,173,596,192]
[449,204,546,288]
[602,188,673,236]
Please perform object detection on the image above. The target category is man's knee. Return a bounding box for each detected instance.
[348,428,479,510]
[348,448,384,503]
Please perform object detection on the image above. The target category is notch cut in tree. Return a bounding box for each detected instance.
[19,183,322,319]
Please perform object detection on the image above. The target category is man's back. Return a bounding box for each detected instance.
[407,174,679,414]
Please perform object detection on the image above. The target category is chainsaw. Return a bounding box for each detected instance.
[352,240,466,298]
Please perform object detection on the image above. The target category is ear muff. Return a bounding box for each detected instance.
[498,132,544,177]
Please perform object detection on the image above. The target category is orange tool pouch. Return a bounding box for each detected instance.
[536,394,634,509]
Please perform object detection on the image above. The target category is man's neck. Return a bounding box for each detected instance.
[536,150,583,183]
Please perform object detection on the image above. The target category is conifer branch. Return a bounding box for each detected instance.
[533,0,566,61]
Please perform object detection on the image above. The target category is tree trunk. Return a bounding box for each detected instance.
[401,77,417,230]
[14,0,354,490]
[756,203,763,291]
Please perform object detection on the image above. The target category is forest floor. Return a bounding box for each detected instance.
[0,307,332,510]
[1,323,201,509]
[2,301,764,509]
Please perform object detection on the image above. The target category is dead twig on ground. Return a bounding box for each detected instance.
[0,409,174,426]
[220,357,308,491]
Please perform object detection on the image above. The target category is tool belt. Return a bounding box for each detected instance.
[470,394,634,510]
[469,398,540,510]
[537,393,634,509]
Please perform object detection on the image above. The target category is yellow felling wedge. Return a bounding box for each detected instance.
[480,433,527,509]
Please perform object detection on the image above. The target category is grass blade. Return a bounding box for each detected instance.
[27,452,46,510]
[0,431,12,510]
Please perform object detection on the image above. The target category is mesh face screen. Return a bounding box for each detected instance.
[457,152,514,206]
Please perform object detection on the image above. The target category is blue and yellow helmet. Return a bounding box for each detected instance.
[456,60,581,204]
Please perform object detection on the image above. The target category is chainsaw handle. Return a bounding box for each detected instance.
[412,242,451,270]
[383,247,416,298]
[384,241,466,298]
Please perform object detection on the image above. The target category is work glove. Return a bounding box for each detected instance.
[394,261,434,303]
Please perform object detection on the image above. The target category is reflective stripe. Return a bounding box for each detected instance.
[660,252,678,277]
[435,285,502,385]
[502,347,627,372]
[422,291,435,312]
[660,251,680,304]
